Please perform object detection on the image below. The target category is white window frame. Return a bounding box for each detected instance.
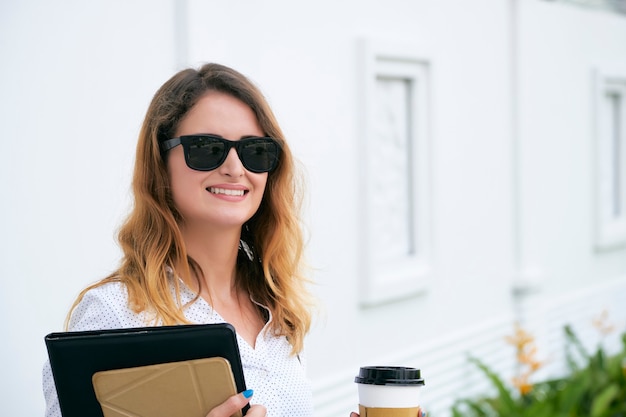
[357,39,433,307]
[593,68,626,250]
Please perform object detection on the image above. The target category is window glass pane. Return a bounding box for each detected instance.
[370,77,414,262]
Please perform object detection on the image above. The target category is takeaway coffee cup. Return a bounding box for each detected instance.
[355,366,425,417]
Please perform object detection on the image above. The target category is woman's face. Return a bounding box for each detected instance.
[167,91,268,231]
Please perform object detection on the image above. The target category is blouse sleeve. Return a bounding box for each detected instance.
[42,282,142,417]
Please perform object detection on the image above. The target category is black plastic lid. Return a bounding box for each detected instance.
[355,366,425,386]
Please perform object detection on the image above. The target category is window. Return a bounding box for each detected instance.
[357,40,433,306]
[594,70,626,249]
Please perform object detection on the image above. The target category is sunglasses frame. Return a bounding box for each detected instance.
[160,134,281,173]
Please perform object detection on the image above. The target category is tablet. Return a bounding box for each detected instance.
[45,323,248,417]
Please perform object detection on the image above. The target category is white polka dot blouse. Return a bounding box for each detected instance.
[42,279,314,417]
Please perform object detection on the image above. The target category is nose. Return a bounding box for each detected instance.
[218,148,245,177]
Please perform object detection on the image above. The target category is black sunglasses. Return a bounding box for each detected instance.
[160,134,281,173]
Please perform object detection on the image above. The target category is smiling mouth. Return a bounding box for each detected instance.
[207,187,246,197]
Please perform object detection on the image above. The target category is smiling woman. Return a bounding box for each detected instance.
[42,63,316,417]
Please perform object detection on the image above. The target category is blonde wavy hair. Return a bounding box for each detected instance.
[67,63,313,354]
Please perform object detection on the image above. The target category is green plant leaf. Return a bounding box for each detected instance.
[469,357,519,416]
[564,325,589,361]
[557,371,589,412]
[454,399,491,417]
[590,383,619,417]
[451,404,466,417]
[605,354,626,381]
[523,397,556,417]
[467,400,492,417]
[565,351,580,372]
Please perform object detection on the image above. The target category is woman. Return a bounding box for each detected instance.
[43,63,314,417]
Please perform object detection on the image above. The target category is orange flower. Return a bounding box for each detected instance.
[527,359,544,372]
[511,374,533,396]
[505,323,545,396]
[505,324,534,348]
[517,344,537,363]
[592,310,616,336]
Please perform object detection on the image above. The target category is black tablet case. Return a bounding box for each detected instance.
[45,323,248,417]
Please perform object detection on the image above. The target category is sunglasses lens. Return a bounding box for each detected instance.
[181,136,279,172]
[239,139,279,172]
[187,137,226,170]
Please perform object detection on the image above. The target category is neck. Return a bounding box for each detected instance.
[178,221,242,301]
[177,221,265,348]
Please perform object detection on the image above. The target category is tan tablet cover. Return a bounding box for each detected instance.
[92,357,242,417]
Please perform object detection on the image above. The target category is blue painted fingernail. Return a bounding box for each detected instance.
[243,389,254,398]
[421,411,426,417]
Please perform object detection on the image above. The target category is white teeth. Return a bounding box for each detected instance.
[208,187,245,196]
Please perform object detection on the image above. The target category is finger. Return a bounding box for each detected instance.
[244,404,267,417]
[206,390,254,417]
[350,413,360,417]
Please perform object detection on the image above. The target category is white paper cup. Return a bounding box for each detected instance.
[355,366,424,417]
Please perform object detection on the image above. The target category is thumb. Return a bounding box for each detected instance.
[206,389,254,417]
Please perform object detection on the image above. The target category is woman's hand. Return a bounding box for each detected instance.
[206,390,266,417]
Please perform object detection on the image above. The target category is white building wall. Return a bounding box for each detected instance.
[513,0,626,398]
[0,1,625,416]
[516,0,626,295]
